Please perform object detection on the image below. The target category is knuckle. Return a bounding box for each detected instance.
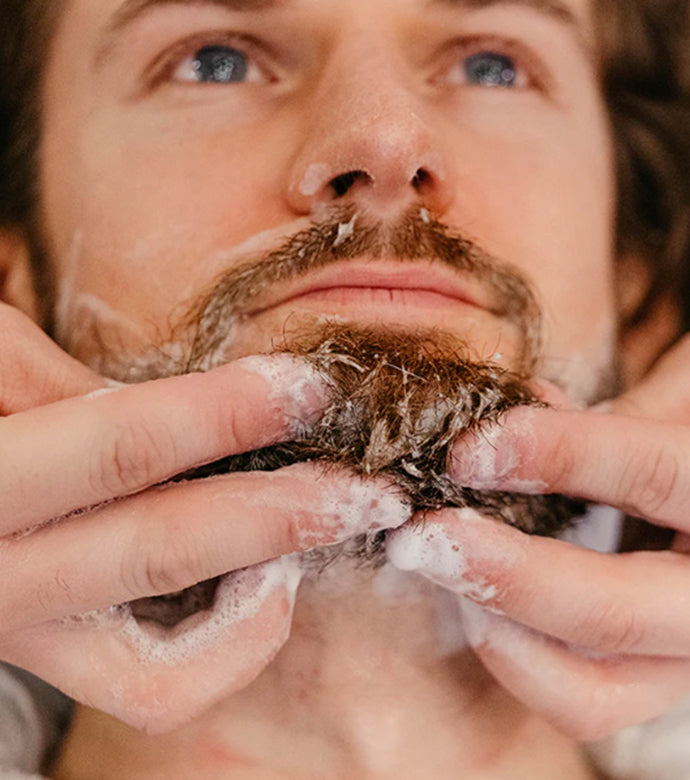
[619,444,680,519]
[31,570,77,623]
[542,428,578,488]
[217,400,250,453]
[126,528,204,598]
[94,420,176,496]
[577,599,645,654]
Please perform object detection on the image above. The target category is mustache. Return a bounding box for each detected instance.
[181,206,543,374]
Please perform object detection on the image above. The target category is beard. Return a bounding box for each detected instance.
[130,323,587,628]
[181,324,585,539]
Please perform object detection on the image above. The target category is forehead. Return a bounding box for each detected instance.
[60,0,595,44]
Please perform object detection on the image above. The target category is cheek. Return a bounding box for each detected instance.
[443,112,617,362]
[41,112,293,343]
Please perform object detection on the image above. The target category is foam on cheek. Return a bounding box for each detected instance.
[387,512,497,604]
[236,354,329,434]
[63,557,303,666]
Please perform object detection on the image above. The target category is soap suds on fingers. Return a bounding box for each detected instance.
[291,472,411,549]
[236,354,330,435]
[450,408,548,494]
[386,511,498,604]
[62,557,303,666]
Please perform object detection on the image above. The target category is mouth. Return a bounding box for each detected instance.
[244,260,496,320]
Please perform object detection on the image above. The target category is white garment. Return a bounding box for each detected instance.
[0,666,70,780]
[588,698,690,780]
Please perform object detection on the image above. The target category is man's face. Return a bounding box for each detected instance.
[37,0,615,401]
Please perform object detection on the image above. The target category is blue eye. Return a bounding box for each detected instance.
[464,51,518,88]
[189,45,249,83]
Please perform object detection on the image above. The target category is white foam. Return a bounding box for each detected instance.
[64,558,303,667]
[298,163,331,197]
[387,513,497,603]
[296,477,410,549]
[333,214,358,248]
[121,557,303,665]
[588,696,690,780]
[236,354,329,434]
[83,386,123,401]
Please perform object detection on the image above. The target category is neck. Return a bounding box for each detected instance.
[54,563,598,779]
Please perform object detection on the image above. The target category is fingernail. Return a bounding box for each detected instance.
[449,422,518,490]
[237,355,329,433]
[449,409,544,493]
[386,512,498,603]
[530,380,580,410]
[295,477,412,549]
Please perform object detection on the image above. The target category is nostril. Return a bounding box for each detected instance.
[411,168,430,190]
[329,170,370,198]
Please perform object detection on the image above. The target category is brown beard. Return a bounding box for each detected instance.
[131,325,584,627]
[180,325,584,562]
[183,324,584,536]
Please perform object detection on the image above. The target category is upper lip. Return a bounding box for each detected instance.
[243,260,496,316]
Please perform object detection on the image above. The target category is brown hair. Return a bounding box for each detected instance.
[0,0,689,326]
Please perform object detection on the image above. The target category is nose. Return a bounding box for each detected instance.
[286,50,454,219]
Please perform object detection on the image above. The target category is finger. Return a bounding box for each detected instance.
[460,600,690,741]
[0,464,409,629]
[0,355,328,535]
[605,334,690,424]
[0,557,301,734]
[529,378,581,410]
[0,303,106,413]
[448,406,690,528]
[387,509,690,657]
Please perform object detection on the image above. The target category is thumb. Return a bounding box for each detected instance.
[603,335,690,424]
[0,303,106,414]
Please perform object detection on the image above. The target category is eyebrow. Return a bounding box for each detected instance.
[96,0,281,65]
[430,0,577,24]
[107,0,281,36]
[430,0,591,57]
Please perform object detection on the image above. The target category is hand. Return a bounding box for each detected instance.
[0,304,409,732]
[388,335,690,741]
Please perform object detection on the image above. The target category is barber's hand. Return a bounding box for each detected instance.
[0,304,409,733]
[388,335,690,741]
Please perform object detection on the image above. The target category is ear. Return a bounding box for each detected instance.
[617,254,682,386]
[0,229,40,322]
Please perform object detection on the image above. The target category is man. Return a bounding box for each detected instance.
[0,0,689,776]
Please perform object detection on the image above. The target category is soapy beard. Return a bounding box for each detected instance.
[179,324,591,554]
[129,323,612,629]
